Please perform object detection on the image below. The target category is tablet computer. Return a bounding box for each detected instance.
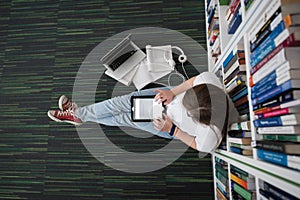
[131,95,165,122]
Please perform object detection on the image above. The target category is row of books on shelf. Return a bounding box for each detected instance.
[207,0,221,64]
[231,165,256,200]
[215,156,298,200]
[259,179,298,200]
[215,157,229,200]
[221,39,252,157]
[247,0,300,171]
[215,157,257,200]
[225,0,242,34]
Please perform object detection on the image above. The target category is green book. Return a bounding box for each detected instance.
[219,0,230,5]
[262,134,300,142]
[230,142,252,150]
[232,182,252,200]
[216,165,228,178]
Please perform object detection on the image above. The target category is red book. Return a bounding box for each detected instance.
[257,107,300,119]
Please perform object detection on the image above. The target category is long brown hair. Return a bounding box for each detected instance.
[182,84,229,143]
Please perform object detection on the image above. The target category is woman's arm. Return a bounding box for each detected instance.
[173,128,197,150]
[153,113,198,151]
[154,76,196,105]
[170,76,196,96]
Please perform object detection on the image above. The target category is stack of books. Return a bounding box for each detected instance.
[230,165,256,200]
[225,0,242,34]
[248,0,300,170]
[259,180,298,199]
[215,157,229,200]
[228,121,252,156]
[254,140,300,171]
[207,0,221,64]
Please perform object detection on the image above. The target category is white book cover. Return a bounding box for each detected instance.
[257,125,300,134]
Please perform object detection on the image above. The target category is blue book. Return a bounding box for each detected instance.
[250,21,285,67]
[228,13,242,34]
[207,6,215,24]
[251,69,277,96]
[253,114,300,127]
[223,51,234,68]
[256,149,300,171]
[232,88,248,102]
[216,182,228,197]
[257,148,288,167]
[230,146,243,154]
[252,80,300,106]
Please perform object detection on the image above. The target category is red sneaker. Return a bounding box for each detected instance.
[47,110,82,126]
[58,95,78,111]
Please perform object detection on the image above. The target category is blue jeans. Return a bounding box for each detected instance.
[75,87,174,139]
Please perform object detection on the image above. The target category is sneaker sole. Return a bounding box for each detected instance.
[47,111,82,126]
[58,95,66,111]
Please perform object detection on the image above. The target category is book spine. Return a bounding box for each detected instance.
[231,182,252,200]
[257,108,289,119]
[250,21,286,67]
[234,95,248,107]
[228,12,242,34]
[231,166,249,178]
[216,171,228,186]
[253,91,299,113]
[228,130,251,138]
[216,165,229,178]
[230,121,251,131]
[226,76,244,92]
[216,182,228,197]
[254,114,300,127]
[224,53,238,71]
[255,141,285,153]
[216,188,228,200]
[257,125,299,134]
[230,173,254,190]
[230,146,242,154]
[252,80,293,106]
[257,148,287,167]
[232,88,248,102]
[223,51,234,68]
[224,63,245,80]
[259,132,300,141]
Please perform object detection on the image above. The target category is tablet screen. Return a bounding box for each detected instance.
[131,96,164,122]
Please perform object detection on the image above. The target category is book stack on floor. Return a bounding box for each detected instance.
[215,157,229,200]
[225,0,242,34]
[228,121,252,156]
[247,0,300,171]
[230,165,256,200]
[259,180,298,200]
[206,0,221,64]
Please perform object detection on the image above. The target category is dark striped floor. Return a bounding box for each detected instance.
[0,0,213,199]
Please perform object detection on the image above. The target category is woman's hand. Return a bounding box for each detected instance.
[154,89,175,105]
[153,113,173,132]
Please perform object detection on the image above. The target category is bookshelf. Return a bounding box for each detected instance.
[205,0,300,199]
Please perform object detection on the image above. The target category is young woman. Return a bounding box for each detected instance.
[48,72,238,153]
